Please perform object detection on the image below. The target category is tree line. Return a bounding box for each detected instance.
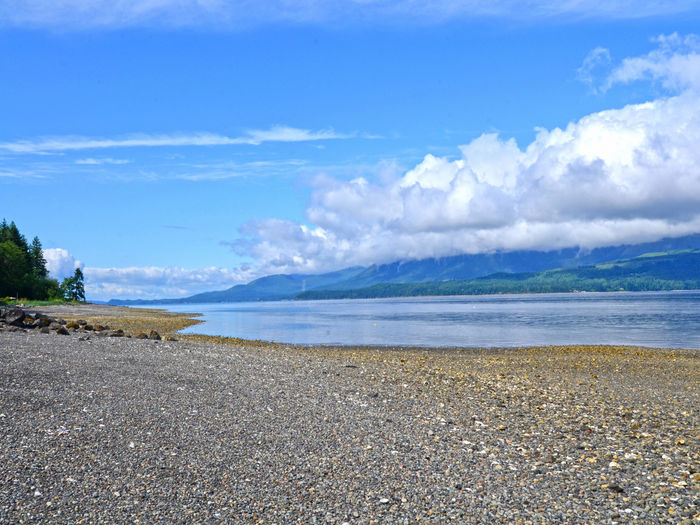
[0,219,85,301]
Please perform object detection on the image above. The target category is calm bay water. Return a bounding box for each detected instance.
[151,291,700,348]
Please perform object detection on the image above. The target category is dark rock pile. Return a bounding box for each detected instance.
[0,306,168,340]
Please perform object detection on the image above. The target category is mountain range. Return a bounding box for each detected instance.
[108,233,700,304]
[298,249,700,299]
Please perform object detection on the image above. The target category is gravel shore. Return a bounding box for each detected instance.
[1,305,698,523]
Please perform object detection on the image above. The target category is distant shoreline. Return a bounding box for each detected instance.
[107,286,700,307]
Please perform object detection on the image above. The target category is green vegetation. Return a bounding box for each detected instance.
[0,219,85,302]
[60,268,86,302]
[297,250,700,300]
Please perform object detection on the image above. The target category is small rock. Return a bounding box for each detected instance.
[148,330,161,340]
[109,329,125,337]
[135,332,149,339]
[56,326,70,335]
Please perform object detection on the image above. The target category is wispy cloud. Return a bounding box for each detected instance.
[75,157,131,165]
[0,167,51,179]
[577,46,612,92]
[0,126,356,155]
[603,33,700,93]
[2,0,698,30]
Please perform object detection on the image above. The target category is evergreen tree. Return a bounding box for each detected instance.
[7,221,29,253]
[61,268,86,302]
[0,241,26,297]
[29,236,48,277]
[0,219,61,300]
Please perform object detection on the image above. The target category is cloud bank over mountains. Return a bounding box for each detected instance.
[84,266,253,301]
[236,35,700,275]
[3,0,700,29]
[42,35,700,300]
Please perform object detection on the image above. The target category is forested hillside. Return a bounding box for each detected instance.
[297,250,700,300]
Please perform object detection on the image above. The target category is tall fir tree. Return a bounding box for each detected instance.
[29,236,48,277]
[61,268,86,302]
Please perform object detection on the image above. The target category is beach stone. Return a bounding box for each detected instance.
[66,321,79,329]
[77,319,87,326]
[49,322,62,330]
[40,327,50,334]
[135,332,149,339]
[109,329,125,337]
[1,304,697,525]
[1,307,25,327]
[56,326,69,335]
[149,330,161,340]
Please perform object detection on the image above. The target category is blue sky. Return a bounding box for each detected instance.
[2,1,700,300]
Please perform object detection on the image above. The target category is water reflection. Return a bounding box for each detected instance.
[150,291,700,348]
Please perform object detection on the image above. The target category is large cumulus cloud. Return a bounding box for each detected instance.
[238,35,700,275]
[43,248,83,280]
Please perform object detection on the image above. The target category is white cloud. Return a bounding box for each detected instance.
[0,126,354,155]
[84,265,252,300]
[244,126,352,145]
[604,33,700,92]
[43,248,84,280]
[577,46,612,90]
[75,157,131,165]
[233,36,700,275]
[2,0,699,29]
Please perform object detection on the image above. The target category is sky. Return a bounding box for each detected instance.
[2,1,700,300]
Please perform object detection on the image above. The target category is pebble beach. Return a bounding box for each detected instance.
[1,304,698,523]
